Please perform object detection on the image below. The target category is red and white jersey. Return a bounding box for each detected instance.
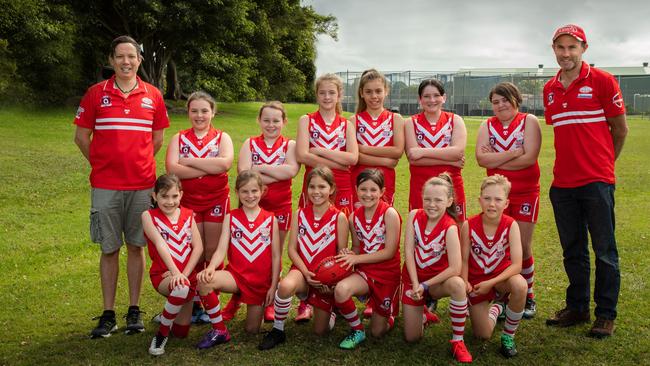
[296,205,340,272]
[146,207,194,276]
[250,135,292,207]
[355,110,395,147]
[74,75,170,190]
[178,127,229,211]
[412,111,454,148]
[308,111,348,151]
[486,113,540,195]
[412,211,457,277]
[353,200,401,283]
[544,62,625,187]
[227,208,275,285]
[467,213,514,279]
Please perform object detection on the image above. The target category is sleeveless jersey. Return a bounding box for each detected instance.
[306,111,351,183]
[178,127,229,211]
[249,135,292,208]
[409,111,461,175]
[355,110,395,147]
[296,205,340,272]
[146,207,194,276]
[412,211,457,278]
[352,200,401,283]
[227,208,275,287]
[467,213,514,279]
[486,112,540,195]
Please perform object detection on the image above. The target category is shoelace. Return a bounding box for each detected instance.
[124,310,146,321]
[502,335,514,348]
[344,331,361,342]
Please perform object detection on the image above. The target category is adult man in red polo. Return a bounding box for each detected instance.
[74,36,170,338]
[543,24,628,337]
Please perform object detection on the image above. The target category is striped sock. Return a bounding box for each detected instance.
[273,291,292,331]
[488,302,504,325]
[521,256,535,299]
[336,299,363,331]
[449,298,468,341]
[503,306,524,337]
[201,292,226,331]
[159,285,193,337]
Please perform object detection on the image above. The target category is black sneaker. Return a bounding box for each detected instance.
[90,313,117,339]
[124,306,145,335]
[148,332,168,356]
[523,298,537,319]
[258,328,286,350]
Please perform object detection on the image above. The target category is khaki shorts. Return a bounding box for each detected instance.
[90,188,152,253]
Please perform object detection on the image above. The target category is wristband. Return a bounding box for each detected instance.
[420,282,429,292]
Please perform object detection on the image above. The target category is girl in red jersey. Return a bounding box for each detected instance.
[334,168,401,350]
[295,73,358,321]
[405,79,467,219]
[196,171,281,348]
[461,175,527,358]
[225,102,300,322]
[142,174,228,356]
[402,174,472,363]
[475,82,541,319]
[351,69,404,208]
[258,167,349,350]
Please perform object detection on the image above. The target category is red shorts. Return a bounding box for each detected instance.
[150,270,198,293]
[400,269,437,307]
[227,267,270,306]
[505,193,539,223]
[298,286,335,313]
[357,271,400,318]
[192,196,230,224]
[467,272,500,306]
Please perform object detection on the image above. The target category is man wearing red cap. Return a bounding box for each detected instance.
[543,24,628,338]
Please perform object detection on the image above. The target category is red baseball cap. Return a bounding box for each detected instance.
[553,24,587,43]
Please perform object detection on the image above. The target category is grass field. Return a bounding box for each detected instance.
[1,103,649,365]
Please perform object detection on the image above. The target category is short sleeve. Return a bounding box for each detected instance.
[152,88,170,130]
[74,86,96,128]
[597,74,626,118]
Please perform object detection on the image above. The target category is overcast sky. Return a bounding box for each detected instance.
[305,0,650,73]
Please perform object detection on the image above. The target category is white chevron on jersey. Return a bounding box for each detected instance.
[251,139,287,164]
[488,121,524,152]
[469,228,509,274]
[354,215,384,254]
[415,121,452,148]
[357,114,393,147]
[298,210,337,263]
[310,117,346,150]
[413,225,446,269]
[153,215,192,263]
[180,132,221,157]
[230,216,273,263]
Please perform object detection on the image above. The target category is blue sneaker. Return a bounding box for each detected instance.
[192,304,209,324]
[197,329,231,349]
[339,329,366,350]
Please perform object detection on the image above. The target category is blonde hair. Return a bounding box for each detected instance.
[187,91,216,112]
[423,172,458,220]
[315,74,344,115]
[480,174,512,197]
[356,69,389,114]
[258,101,287,122]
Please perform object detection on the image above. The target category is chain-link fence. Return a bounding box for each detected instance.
[336,70,650,116]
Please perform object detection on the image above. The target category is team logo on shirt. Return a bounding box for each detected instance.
[489,136,496,146]
[211,205,223,217]
[416,131,424,141]
[358,125,366,133]
[185,228,193,242]
[310,130,320,140]
[380,297,392,311]
[141,97,154,109]
[159,230,169,240]
[208,145,219,157]
[471,243,481,255]
[260,227,271,243]
[547,92,554,106]
[277,214,286,224]
[519,203,531,216]
[75,106,84,118]
[180,144,191,158]
[612,92,623,108]
[101,96,112,107]
[382,124,392,137]
[232,229,243,240]
[298,225,307,236]
[579,86,593,93]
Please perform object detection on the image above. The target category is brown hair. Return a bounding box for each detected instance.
[356,69,389,114]
[489,82,522,109]
[235,170,264,192]
[355,168,385,189]
[418,79,445,97]
[480,174,512,197]
[109,35,142,60]
[187,91,216,113]
[422,172,458,220]
[315,73,344,115]
[152,174,182,207]
[306,166,337,201]
[258,101,287,122]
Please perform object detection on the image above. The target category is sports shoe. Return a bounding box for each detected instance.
[197,328,231,349]
[264,304,275,322]
[588,317,615,338]
[500,334,517,358]
[450,340,473,363]
[192,303,209,324]
[221,297,241,322]
[294,301,313,323]
[124,307,145,334]
[148,332,168,356]
[362,305,373,318]
[523,297,537,319]
[423,306,440,326]
[546,307,590,327]
[339,329,366,350]
[427,298,438,312]
[151,313,162,324]
[90,313,117,339]
[258,327,286,350]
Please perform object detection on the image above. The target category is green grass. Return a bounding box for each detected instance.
[1,103,649,365]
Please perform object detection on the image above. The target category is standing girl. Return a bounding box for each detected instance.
[143,174,227,356]
[402,174,472,363]
[258,167,349,350]
[334,169,401,349]
[475,82,541,318]
[196,171,281,348]
[405,79,467,220]
[351,69,404,208]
